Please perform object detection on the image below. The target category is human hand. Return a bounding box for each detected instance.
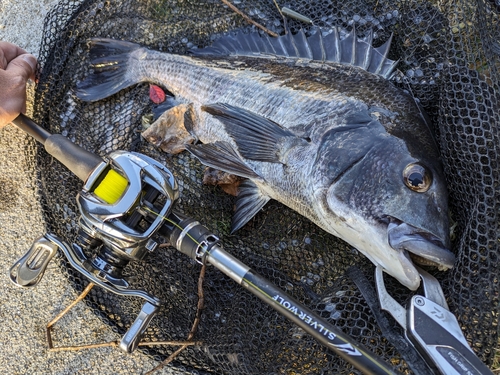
[0,41,37,129]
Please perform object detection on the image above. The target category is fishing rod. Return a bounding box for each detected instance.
[9,113,397,374]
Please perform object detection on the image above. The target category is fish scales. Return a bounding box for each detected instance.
[130,53,353,133]
[76,31,455,290]
[129,51,437,161]
[122,50,360,217]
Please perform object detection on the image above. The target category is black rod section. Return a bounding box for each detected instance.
[11,114,103,181]
[11,113,51,144]
[167,214,398,375]
[240,269,398,375]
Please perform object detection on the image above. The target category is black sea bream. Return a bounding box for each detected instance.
[75,28,455,290]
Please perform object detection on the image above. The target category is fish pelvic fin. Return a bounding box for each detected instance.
[231,179,270,233]
[202,103,301,163]
[185,141,261,180]
[192,27,397,79]
[75,38,143,102]
[185,141,269,233]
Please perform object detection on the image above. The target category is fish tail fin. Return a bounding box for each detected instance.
[75,38,143,102]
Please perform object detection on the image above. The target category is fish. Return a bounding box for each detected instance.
[75,27,455,290]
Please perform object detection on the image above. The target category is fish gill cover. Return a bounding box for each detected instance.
[30,0,499,373]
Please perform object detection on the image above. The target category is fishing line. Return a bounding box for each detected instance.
[143,206,205,247]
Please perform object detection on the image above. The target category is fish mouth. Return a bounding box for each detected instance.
[387,219,455,271]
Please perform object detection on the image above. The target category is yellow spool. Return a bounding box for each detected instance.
[93,169,128,204]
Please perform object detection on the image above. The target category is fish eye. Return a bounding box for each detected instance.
[403,163,432,192]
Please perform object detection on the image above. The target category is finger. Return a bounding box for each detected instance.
[5,53,37,81]
[0,41,28,68]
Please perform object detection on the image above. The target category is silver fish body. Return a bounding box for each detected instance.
[76,30,454,290]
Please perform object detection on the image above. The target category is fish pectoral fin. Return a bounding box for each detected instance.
[142,103,196,154]
[202,103,300,163]
[185,141,261,180]
[232,179,270,233]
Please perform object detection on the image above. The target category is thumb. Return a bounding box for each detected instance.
[5,53,37,81]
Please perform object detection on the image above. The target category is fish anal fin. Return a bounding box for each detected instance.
[142,103,196,154]
[231,179,270,233]
[185,141,261,180]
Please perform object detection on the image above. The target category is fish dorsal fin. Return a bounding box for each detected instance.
[192,27,398,79]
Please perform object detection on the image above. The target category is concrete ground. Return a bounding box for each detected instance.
[0,0,178,373]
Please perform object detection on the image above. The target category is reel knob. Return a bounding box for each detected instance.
[119,302,159,353]
[9,235,58,288]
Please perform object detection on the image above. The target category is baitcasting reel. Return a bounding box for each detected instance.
[10,149,178,353]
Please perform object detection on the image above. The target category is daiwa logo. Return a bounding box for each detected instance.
[332,343,362,356]
[431,306,445,321]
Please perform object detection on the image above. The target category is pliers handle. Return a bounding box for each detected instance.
[375,266,494,375]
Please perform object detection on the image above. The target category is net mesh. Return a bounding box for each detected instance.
[28,0,500,373]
